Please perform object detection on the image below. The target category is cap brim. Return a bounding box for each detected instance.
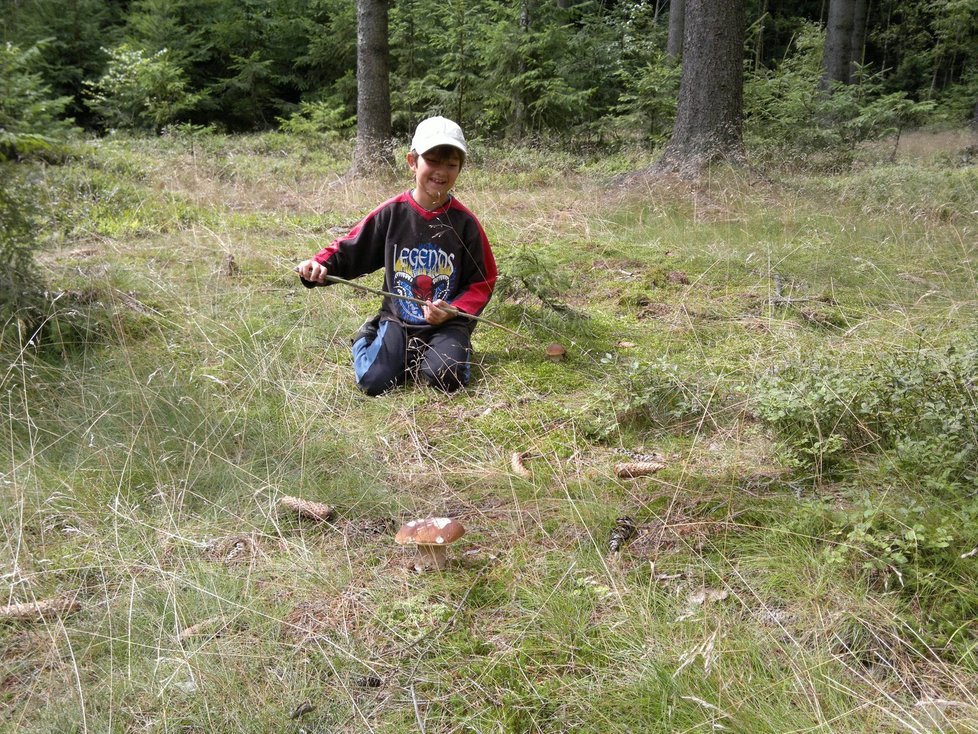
[415,137,467,156]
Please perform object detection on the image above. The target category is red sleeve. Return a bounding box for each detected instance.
[312,195,403,278]
[448,201,497,316]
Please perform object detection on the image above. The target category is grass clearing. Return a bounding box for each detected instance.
[2,128,978,732]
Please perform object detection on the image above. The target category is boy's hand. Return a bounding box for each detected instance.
[423,299,456,325]
[296,259,328,284]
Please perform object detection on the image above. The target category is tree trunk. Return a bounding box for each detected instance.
[666,0,685,60]
[656,0,746,177]
[353,0,392,175]
[821,0,854,89]
[848,0,868,82]
[754,0,768,72]
[510,0,531,141]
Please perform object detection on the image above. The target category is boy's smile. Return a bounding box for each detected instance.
[409,145,462,210]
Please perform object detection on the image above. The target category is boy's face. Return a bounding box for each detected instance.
[408,145,462,209]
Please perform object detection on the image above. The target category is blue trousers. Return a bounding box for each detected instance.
[352,317,473,396]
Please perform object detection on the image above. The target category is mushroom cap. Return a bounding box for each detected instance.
[545,342,566,357]
[395,517,466,546]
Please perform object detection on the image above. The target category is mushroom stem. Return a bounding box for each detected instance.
[417,544,448,571]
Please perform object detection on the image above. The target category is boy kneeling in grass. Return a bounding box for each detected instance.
[297,117,497,396]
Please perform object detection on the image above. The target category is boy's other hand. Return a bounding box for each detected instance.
[296,259,328,284]
[423,299,455,325]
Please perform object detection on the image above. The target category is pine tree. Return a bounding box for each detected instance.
[353,0,392,173]
[0,43,75,321]
[656,0,746,176]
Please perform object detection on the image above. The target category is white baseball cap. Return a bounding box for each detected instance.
[411,116,467,157]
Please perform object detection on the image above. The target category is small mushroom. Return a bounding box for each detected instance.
[545,343,566,362]
[395,517,466,571]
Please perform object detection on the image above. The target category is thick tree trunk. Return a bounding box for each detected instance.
[848,0,868,82]
[353,0,392,175]
[656,0,746,177]
[666,0,685,60]
[821,0,854,89]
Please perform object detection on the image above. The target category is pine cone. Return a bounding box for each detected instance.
[278,495,335,522]
[177,615,227,641]
[510,451,532,478]
[608,515,637,553]
[615,461,666,478]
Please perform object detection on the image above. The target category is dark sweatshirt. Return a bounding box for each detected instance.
[312,191,497,329]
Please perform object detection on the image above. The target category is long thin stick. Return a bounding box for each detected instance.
[294,269,527,340]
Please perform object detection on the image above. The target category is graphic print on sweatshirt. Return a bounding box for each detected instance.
[393,243,456,324]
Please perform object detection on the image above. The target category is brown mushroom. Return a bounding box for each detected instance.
[395,517,466,571]
[545,343,566,362]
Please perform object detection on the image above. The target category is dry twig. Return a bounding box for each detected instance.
[0,597,80,621]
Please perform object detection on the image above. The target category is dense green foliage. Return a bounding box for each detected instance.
[0,42,75,159]
[0,169,43,321]
[2,0,976,139]
[745,23,937,167]
[84,44,202,132]
[0,42,76,322]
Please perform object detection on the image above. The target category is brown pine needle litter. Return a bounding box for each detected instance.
[615,461,667,478]
[278,495,336,522]
[0,597,81,621]
[510,451,532,478]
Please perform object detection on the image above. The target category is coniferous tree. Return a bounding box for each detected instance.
[849,0,868,81]
[667,0,684,60]
[0,43,75,320]
[353,0,392,173]
[293,0,357,115]
[2,0,124,126]
[822,0,855,88]
[656,0,746,176]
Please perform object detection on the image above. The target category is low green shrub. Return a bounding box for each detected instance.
[819,495,954,580]
[753,338,978,489]
[0,167,44,324]
[788,493,978,663]
[821,163,978,220]
[595,355,728,437]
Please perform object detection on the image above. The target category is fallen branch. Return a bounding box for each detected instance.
[0,597,80,621]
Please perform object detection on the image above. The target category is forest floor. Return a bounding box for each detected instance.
[2,127,978,732]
